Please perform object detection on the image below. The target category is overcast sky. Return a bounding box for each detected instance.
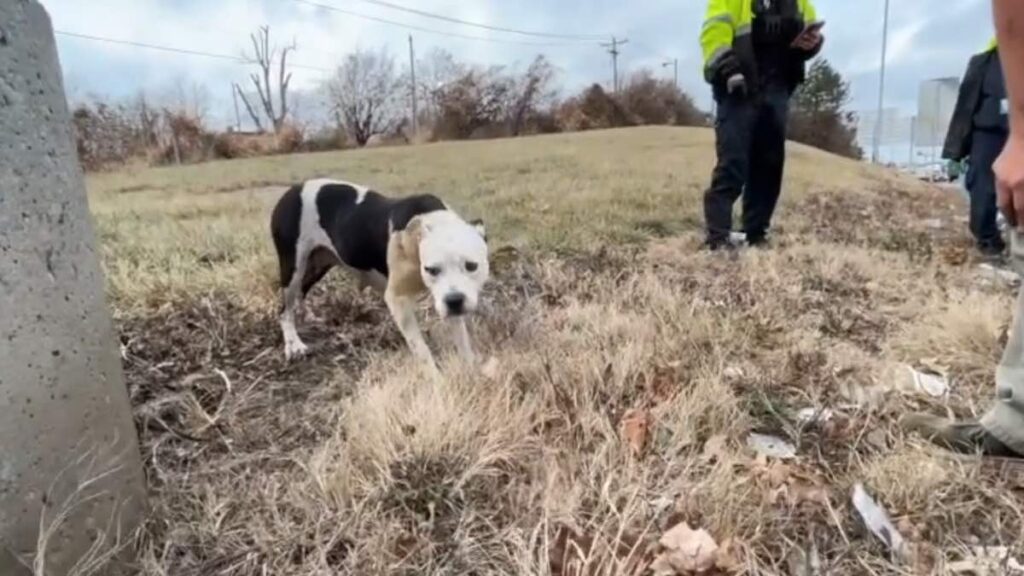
[45,0,995,128]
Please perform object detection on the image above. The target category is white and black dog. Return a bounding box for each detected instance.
[270,179,489,369]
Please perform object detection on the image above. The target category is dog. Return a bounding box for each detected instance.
[270,179,489,369]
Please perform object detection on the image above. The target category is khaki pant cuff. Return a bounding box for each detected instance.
[981,402,1024,456]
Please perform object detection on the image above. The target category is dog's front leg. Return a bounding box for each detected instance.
[385,290,437,370]
[448,317,476,364]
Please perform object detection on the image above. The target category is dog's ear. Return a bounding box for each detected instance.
[387,216,428,297]
[400,217,425,261]
[469,218,487,241]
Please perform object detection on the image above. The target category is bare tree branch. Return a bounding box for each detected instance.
[241,26,292,133]
[233,83,265,132]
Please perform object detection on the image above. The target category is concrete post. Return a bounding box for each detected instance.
[0,2,146,574]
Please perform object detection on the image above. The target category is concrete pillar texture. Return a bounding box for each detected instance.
[0,1,146,574]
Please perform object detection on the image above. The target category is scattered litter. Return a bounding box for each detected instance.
[653,522,720,574]
[947,546,1024,574]
[921,218,944,230]
[481,356,501,380]
[795,408,834,425]
[747,433,797,459]
[851,484,908,561]
[723,366,745,380]
[729,232,747,245]
[786,542,821,576]
[650,496,675,517]
[908,366,948,397]
[978,263,1021,285]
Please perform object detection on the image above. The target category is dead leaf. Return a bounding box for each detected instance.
[622,409,651,457]
[702,434,729,462]
[714,537,743,572]
[657,522,719,573]
[651,555,679,576]
[765,462,794,487]
[896,517,917,540]
[789,482,830,507]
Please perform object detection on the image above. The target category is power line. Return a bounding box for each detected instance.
[339,0,605,41]
[288,0,594,47]
[54,30,331,72]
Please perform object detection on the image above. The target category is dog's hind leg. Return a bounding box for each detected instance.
[299,247,338,324]
[357,270,388,294]
[280,247,310,361]
[448,317,476,364]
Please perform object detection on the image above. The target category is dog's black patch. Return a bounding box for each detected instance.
[270,185,302,288]
[315,184,360,231]
[270,182,446,296]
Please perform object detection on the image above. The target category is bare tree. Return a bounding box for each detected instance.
[162,77,211,121]
[506,56,557,136]
[327,48,402,146]
[234,26,293,133]
[412,48,465,124]
[431,66,512,140]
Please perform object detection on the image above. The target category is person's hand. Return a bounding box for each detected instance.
[792,30,822,51]
[995,133,1024,229]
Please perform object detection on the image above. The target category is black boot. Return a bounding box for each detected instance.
[901,413,1023,458]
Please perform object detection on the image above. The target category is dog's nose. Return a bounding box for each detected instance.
[444,293,466,315]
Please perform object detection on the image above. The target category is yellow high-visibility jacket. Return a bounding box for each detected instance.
[700,0,820,89]
[987,37,997,52]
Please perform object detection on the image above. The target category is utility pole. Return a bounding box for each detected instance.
[231,83,241,131]
[909,115,916,167]
[662,58,679,89]
[408,34,418,138]
[600,36,628,92]
[871,0,890,164]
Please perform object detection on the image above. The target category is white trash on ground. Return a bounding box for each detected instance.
[978,263,1021,286]
[947,546,1024,574]
[851,483,908,561]
[796,407,835,425]
[747,433,797,459]
[907,366,949,397]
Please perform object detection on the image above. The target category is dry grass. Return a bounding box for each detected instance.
[85,127,1024,574]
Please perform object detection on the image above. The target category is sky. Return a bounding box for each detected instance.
[44,0,995,134]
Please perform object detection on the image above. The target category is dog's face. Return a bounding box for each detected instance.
[416,211,489,319]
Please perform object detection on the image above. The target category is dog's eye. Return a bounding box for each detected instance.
[465,261,479,273]
[424,265,442,277]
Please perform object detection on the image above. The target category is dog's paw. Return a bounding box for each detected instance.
[284,340,310,362]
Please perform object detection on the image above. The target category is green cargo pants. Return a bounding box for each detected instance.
[981,230,1024,454]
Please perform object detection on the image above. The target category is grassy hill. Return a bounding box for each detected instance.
[88,127,1024,574]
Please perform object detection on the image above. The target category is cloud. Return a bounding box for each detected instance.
[44,0,997,123]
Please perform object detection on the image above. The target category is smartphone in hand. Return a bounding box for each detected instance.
[791,20,825,47]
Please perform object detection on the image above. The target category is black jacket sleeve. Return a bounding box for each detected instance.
[943,53,989,161]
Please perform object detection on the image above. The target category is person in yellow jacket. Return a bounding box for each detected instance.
[700,0,824,250]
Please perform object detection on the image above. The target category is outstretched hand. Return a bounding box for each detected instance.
[997,135,1024,230]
